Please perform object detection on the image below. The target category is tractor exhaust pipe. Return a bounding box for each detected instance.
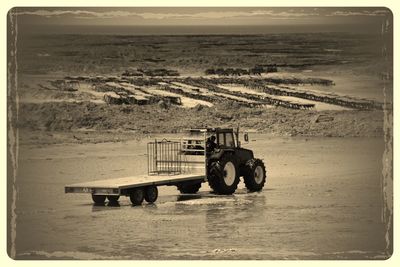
[236,126,240,147]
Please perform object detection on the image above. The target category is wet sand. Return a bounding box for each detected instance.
[11,135,388,259]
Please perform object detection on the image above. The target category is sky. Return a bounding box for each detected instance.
[10,7,392,34]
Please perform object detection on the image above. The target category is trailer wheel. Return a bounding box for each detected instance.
[107,195,120,203]
[92,194,106,204]
[177,182,202,194]
[208,154,240,195]
[130,188,144,206]
[144,186,158,203]
[243,159,267,192]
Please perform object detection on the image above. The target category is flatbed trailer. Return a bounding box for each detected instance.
[65,173,205,196]
[65,131,209,205]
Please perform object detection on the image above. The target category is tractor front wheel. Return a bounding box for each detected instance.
[208,154,240,195]
[243,159,266,192]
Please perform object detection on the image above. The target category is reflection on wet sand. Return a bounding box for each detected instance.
[13,137,388,259]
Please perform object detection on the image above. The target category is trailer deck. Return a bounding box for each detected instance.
[65,133,209,205]
[65,173,205,196]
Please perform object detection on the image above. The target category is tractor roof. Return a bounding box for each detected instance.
[186,128,234,133]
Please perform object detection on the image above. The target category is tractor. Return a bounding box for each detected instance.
[177,128,267,195]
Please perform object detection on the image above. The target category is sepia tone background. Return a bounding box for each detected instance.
[7,6,393,260]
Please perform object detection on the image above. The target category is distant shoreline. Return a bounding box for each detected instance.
[18,24,384,36]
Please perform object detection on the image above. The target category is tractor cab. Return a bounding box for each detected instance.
[206,127,248,148]
[214,128,237,148]
[202,128,253,164]
[187,127,243,147]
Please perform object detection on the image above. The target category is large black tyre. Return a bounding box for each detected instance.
[243,159,267,192]
[177,182,202,194]
[130,188,145,206]
[208,154,240,195]
[144,186,158,203]
[107,195,120,203]
[92,194,106,204]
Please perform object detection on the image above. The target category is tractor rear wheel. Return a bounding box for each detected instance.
[243,159,266,192]
[92,194,106,204]
[208,154,240,195]
[177,182,202,194]
[130,188,145,206]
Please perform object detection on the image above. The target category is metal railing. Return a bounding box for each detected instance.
[147,139,182,175]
